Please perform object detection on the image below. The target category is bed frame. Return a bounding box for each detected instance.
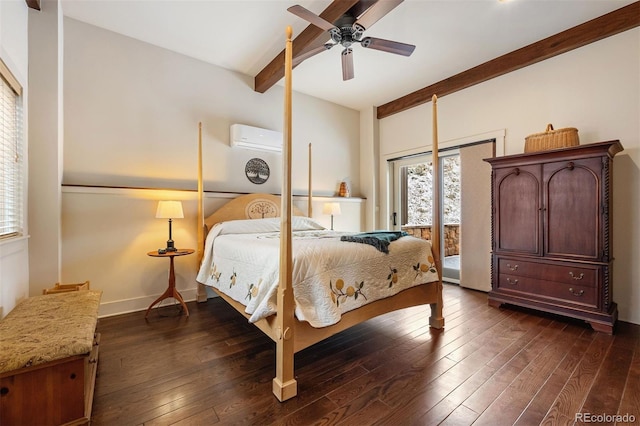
[196,27,444,402]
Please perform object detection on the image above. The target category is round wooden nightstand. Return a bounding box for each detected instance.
[146,249,194,318]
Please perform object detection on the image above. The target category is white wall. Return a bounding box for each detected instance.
[0,0,29,318]
[60,18,362,315]
[377,29,640,324]
[360,107,379,231]
[63,18,359,196]
[28,0,64,296]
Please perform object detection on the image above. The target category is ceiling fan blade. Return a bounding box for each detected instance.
[341,48,354,81]
[354,0,403,31]
[360,37,415,56]
[293,43,334,66]
[287,5,336,31]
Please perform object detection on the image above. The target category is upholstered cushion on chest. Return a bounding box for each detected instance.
[0,290,102,374]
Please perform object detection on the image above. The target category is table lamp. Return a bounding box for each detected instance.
[156,201,184,252]
[322,202,341,230]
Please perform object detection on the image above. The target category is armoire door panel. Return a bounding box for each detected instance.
[495,166,541,254]
[544,158,601,259]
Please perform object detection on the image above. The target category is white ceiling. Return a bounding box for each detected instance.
[60,0,635,111]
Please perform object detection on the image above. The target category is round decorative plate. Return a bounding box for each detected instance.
[245,158,270,184]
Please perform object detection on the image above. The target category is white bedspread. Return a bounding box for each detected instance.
[196,217,438,328]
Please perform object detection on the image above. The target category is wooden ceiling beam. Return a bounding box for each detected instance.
[377,1,640,119]
[254,0,360,94]
[25,0,41,10]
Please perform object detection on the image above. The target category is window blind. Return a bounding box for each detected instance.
[0,61,23,239]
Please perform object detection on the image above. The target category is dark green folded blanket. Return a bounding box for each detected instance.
[340,231,408,254]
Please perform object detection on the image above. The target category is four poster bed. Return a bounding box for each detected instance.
[195,27,444,402]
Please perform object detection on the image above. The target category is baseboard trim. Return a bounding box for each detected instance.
[98,288,216,318]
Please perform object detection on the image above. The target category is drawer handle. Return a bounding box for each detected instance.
[507,263,518,271]
[569,287,584,296]
[569,272,584,280]
[507,278,519,285]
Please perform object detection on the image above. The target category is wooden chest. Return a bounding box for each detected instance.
[0,290,102,425]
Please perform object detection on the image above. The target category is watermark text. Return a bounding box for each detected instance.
[575,412,636,423]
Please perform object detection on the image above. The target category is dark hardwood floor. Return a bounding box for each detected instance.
[92,284,640,425]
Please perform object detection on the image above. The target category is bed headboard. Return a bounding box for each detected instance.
[203,193,306,232]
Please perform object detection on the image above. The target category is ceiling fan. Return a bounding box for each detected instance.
[287,0,416,81]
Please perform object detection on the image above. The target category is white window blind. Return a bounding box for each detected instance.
[0,60,23,240]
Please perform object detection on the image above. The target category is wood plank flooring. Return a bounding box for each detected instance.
[91,284,640,425]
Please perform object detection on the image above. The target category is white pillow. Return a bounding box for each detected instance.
[292,216,325,231]
[214,216,325,235]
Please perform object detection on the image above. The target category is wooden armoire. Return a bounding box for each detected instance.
[484,140,623,334]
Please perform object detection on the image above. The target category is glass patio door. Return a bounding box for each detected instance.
[391,152,461,283]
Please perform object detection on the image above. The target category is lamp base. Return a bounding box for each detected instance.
[166,240,177,252]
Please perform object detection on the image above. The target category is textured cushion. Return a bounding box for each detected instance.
[0,290,101,374]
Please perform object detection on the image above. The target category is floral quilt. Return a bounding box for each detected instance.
[196,217,438,328]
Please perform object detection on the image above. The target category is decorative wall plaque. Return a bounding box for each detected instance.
[245,199,279,219]
[245,158,270,184]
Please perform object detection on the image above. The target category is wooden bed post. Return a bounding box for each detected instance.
[308,143,312,217]
[273,26,297,401]
[429,95,445,329]
[196,122,208,302]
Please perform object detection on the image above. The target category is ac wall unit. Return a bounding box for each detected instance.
[230,124,282,152]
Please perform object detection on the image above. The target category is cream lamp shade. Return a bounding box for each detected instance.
[156,201,183,252]
[156,201,184,219]
[322,202,341,216]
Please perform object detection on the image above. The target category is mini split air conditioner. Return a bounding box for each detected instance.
[230,124,282,152]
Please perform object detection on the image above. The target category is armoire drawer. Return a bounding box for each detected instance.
[497,274,597,308]
[497,258,598,287]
